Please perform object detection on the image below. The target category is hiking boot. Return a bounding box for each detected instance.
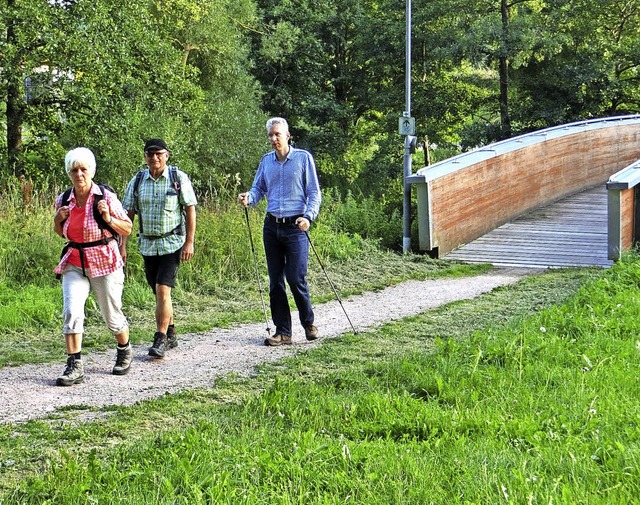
[56,356,84,386]
[112,344,132,375]
[264,334,292,346]
[149,332,167,358]
[166,326,178,350]
[304,325,319,341]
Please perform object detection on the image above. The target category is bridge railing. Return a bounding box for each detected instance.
[407,115,640,257]
[607,159,640,260]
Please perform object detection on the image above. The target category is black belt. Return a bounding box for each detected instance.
[266,213,303,224]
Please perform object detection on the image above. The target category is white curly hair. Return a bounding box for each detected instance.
[64,147,96,178]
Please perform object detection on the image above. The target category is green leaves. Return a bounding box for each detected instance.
[0,0,265,192]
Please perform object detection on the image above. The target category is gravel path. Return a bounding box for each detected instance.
[0,268,532,424]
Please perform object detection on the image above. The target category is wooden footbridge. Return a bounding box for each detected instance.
[407,115,640,269]
[445,185,611,268]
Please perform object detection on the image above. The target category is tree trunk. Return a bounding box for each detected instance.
[6,0,24,176]
[499,0,512,139]
[7,80,24,177]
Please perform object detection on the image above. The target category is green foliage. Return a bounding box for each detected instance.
[513,0,640,127]
[2,0,640,207]
[0,284,59,330]
[320,188,402,250]
[0,178,62,287]
[0,0,266,196]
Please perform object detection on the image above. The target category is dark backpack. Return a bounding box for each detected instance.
[132,166,184,237]
[61,183,121,244]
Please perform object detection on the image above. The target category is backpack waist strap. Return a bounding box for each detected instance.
[58,237,115,279]
[139,224,183,239]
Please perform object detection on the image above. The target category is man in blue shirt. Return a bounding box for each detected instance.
[239,117,321,346]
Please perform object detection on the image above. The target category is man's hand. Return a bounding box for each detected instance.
[296,217,310,232]
[182,240,195,262]
[238,192,249,207]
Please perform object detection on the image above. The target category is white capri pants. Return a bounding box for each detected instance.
[61,265,129,336]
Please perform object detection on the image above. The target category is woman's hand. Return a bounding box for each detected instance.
[54,206,70,225]
[96,199,111,223]
[53,206,70,237]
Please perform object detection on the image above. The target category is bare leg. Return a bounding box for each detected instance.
[64,333,82,354]
[155,284,173,335]
[115,328,129,346]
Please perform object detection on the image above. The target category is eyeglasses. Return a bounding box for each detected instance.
[145,151,167,158]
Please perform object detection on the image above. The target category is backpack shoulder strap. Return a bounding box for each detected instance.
[94,184,118,237]
[133,169,146,234]
[169,166,181,193]
[169,166,183,215]
[133,169,145,199]
[61,187,72,207]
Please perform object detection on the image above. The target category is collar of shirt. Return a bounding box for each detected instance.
[68,182,101,208]
[145,166,170,182]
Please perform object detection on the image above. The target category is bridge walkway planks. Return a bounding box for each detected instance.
[444,185,613,269]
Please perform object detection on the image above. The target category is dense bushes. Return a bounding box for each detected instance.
[0,181,404,289]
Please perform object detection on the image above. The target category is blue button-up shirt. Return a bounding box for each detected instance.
[247,147,321,221]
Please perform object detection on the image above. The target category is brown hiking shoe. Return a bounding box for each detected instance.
[304,325,319,341]
[264,334,292,346]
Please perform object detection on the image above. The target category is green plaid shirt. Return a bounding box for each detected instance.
[122,166,197,256]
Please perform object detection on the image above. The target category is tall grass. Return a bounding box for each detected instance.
[321,188,402,250]
[0,184,387,291]
[0,185,479,367]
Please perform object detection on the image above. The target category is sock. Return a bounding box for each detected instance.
[117,340,130,349]
[71,352,81,360]
[167,324,175,336]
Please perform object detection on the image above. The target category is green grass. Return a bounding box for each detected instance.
[2,187,639,502]
[4,258,638,503]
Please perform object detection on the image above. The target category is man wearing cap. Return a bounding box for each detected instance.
[238,117,321,346]
[121,139,197,358]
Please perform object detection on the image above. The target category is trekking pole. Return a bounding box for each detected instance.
[304,230,357,334]
[244,207,271,337]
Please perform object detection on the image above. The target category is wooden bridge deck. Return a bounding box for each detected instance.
[444,185,613,269]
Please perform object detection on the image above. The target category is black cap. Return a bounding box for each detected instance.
[144,138,169,152]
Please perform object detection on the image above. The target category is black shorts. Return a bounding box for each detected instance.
[143,248,182,293]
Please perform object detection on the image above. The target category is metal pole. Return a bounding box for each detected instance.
[304,230,358,334]
[402,0,412,253]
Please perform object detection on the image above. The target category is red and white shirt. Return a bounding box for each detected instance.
[54,183,131,278]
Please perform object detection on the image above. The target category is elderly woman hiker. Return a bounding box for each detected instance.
[53,147,133,386]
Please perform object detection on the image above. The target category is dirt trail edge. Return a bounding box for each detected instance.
[0,268,533,424]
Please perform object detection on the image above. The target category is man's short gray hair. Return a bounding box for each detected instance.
[65,147,96,178]
[266,117,289,132]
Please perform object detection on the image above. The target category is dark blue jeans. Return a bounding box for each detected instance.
[263,218,314,336]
